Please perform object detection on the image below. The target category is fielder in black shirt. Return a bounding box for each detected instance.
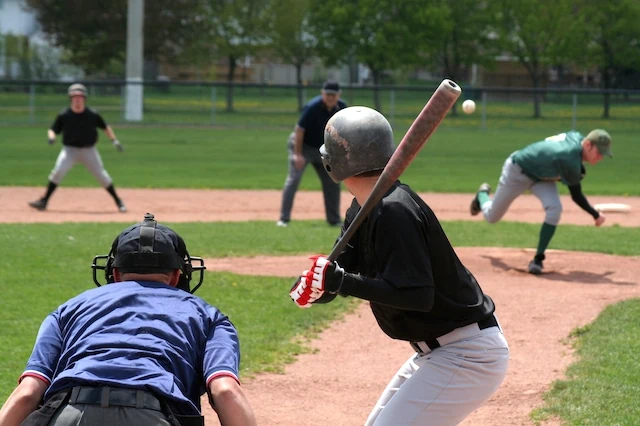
[290,106,509,425]
[28,83,127,213]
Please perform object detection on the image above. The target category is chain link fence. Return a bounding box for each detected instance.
[2,81,640,133]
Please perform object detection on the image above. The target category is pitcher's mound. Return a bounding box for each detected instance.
[203,247,639,426]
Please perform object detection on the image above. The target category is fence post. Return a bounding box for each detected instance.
[120,84,126,124]
[389,89,395,128]
[481,91,487,130]
[571,93,577,129]
[210,86,217,125]
[29,84,36,124]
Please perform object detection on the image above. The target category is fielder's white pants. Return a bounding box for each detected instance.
[48,146,113,187]
[481,153,563,226]
[365,327,509,426]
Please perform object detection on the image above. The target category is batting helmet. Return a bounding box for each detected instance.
[68,83,87,98]
[92,213,206,293]
[320,106,395,183]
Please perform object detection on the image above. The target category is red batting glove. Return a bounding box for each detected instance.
[309,255,345,294]
[289,273,323,308]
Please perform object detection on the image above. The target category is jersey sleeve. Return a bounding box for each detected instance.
[203,309,241,387]
[20,312,63,385]
[94,111,108,129]
[374,201,434,289]
[51,113,64,134]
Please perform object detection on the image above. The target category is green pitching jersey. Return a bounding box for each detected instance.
[511,130,583,186]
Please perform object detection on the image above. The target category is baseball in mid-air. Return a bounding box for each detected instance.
[462,99,476,114]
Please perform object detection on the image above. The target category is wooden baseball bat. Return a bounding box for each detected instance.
[327,79,462,262]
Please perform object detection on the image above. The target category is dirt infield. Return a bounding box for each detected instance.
[3,187,639,425]
[2,186,639,226]
[204,249,640,426]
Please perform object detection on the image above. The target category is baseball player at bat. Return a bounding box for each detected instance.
[28,83,127,213]
[470,129,612,274]
[290,106,509,426]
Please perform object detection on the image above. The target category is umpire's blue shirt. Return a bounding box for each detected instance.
[20,281,240,415]
[298,95,347,148]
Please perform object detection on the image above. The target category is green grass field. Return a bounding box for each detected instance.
[1,91,640,423]
[1,220,639,406]
[1,125,638,194]
[532,300,640,425]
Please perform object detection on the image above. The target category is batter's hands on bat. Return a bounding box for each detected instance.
[595,213,606,227]
[309,255,345,294]
[293,153,305,170]
[289,274,323,308]
[112,139,124,152]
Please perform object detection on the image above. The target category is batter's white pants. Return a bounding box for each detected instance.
[365,326,509,426]
[481,153,563,226]
[48,146,113,187]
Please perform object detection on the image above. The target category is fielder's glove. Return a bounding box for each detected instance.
[112,139,124,152]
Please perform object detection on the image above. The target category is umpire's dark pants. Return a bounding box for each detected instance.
[279,132,341,224]
[22,386,174,425]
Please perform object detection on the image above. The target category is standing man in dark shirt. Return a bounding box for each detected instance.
[277,80,347,227]
[28,83,127,213]
[289,107,509,425]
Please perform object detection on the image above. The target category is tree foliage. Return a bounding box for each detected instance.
[431,0,499,114]
[577,0,640,118]
[493,0,583,117]
[196,0,271,111]
[24,0,203,75]
[308,0,448,111]
[267,0,315,111]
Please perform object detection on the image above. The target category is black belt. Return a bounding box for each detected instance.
[68,386,163,412]
[410,314,499,354]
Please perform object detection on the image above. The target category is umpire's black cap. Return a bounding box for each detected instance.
[112,213,185,274]
[322,80,341,94]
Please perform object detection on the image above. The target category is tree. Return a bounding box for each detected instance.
[309,0,448,112]
[267,0,315,112]
[198,0,271,112]
[432,0,499,115]
[493,0,582,118]
[24,0,203,75]
[578,0,640,118]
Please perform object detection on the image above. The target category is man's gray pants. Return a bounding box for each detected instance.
[48,145,113,187]
[481,153,563,226]
[279,132,341,224]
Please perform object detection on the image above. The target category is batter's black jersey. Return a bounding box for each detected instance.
[336,182,495,341]
[51,107,108,147]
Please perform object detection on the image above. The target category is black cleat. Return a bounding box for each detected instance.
[28,199,48,211]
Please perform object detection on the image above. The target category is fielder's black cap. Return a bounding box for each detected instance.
[322,80,341,94]
[113,213,184,273]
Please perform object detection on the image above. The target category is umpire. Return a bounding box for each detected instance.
[28,83,127,213]
[0,213,257,426]
[277,80,347,227]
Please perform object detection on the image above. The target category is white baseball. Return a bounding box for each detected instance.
[462,99,476,114]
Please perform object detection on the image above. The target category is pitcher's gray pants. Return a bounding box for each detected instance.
[481,154,563,226]
[48,146,113,187]
[279,132,341,224]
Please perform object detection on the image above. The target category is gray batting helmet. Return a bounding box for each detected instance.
[320,106,395,183]
[68,83,87,97]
